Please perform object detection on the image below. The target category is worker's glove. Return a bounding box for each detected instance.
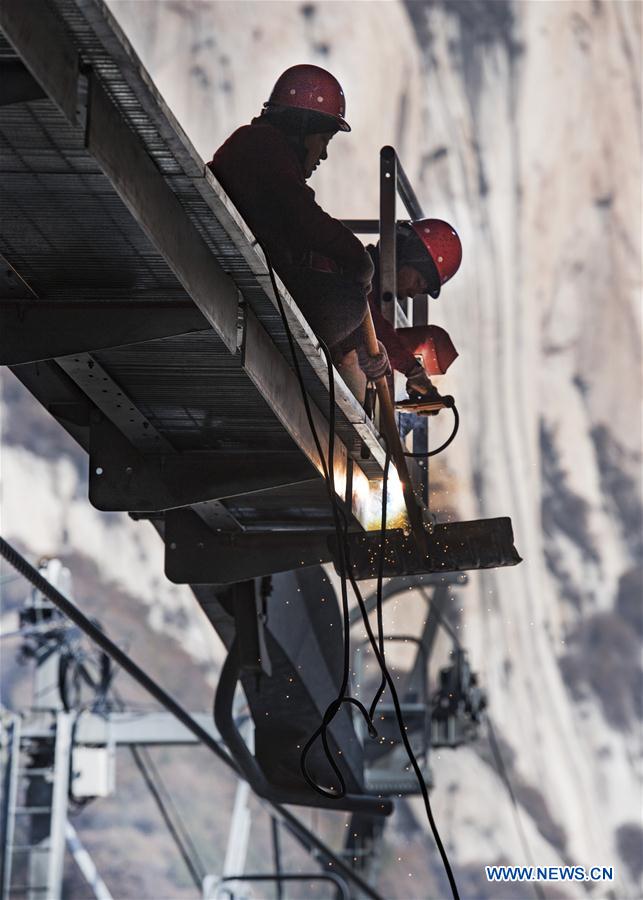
[405,363,440,399]
[356,340,392,381]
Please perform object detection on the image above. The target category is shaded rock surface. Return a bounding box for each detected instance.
[2,1,640,896]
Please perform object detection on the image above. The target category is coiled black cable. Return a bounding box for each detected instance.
[404,404,459,457]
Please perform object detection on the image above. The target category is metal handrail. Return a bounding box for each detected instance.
[378,146,425,308]
[384,146,424,220]
[378,145,432,504]
[341,219,411,234]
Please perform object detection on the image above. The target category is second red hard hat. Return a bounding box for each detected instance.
[410,219,462,298]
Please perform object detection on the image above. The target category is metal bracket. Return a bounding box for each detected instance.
[0,0,79,124]
[57,352,170,452]
[229,581,272,679]
[333,518,522,579]
[1,300,209,366]
[165,509,334,584]
[88,416,317,512]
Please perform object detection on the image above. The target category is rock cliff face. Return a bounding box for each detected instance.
[399,3,641,891]
[3,0,640,896]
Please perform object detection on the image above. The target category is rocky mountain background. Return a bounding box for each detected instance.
[1,1,641,898]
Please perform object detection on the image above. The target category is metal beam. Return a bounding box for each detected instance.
[379,147,397,313]
[164,513,520,584]
[73,712,220,746]
[0,59,47,106]
[9,360,92,451]
[402,583,452,701]
[65,823,113,900]
[85,74,239,352]
[56,354,243,530]
[348,572,468,626]
[89,416,318,512]
[57,352,173,453]
[0,301,209,365]
[334,517,522,579]
[0,0,79,123]
[165,509,333,584]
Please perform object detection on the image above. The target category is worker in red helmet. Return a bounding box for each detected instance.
[209,65,390,381]
[339,218,462,399]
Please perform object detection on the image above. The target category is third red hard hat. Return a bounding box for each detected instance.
[410,219,462,298]
[265,64,350,132]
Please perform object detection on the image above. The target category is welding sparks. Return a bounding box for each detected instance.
[352,464,408,531]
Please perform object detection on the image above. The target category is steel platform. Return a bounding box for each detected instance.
[0,0,521,584]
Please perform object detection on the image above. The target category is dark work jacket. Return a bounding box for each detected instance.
[208,117,366,279]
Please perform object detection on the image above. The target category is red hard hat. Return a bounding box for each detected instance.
[265,64,350,132]
[410,219,462,298]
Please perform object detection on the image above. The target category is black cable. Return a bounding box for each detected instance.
[486,718,546,900]
[261,251,377,799]
[261,254,460,900]
[344,461,461,900]
[404,404,459,457]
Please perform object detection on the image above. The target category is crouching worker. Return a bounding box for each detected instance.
[208,64,390,383]
[338,218,462,402]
